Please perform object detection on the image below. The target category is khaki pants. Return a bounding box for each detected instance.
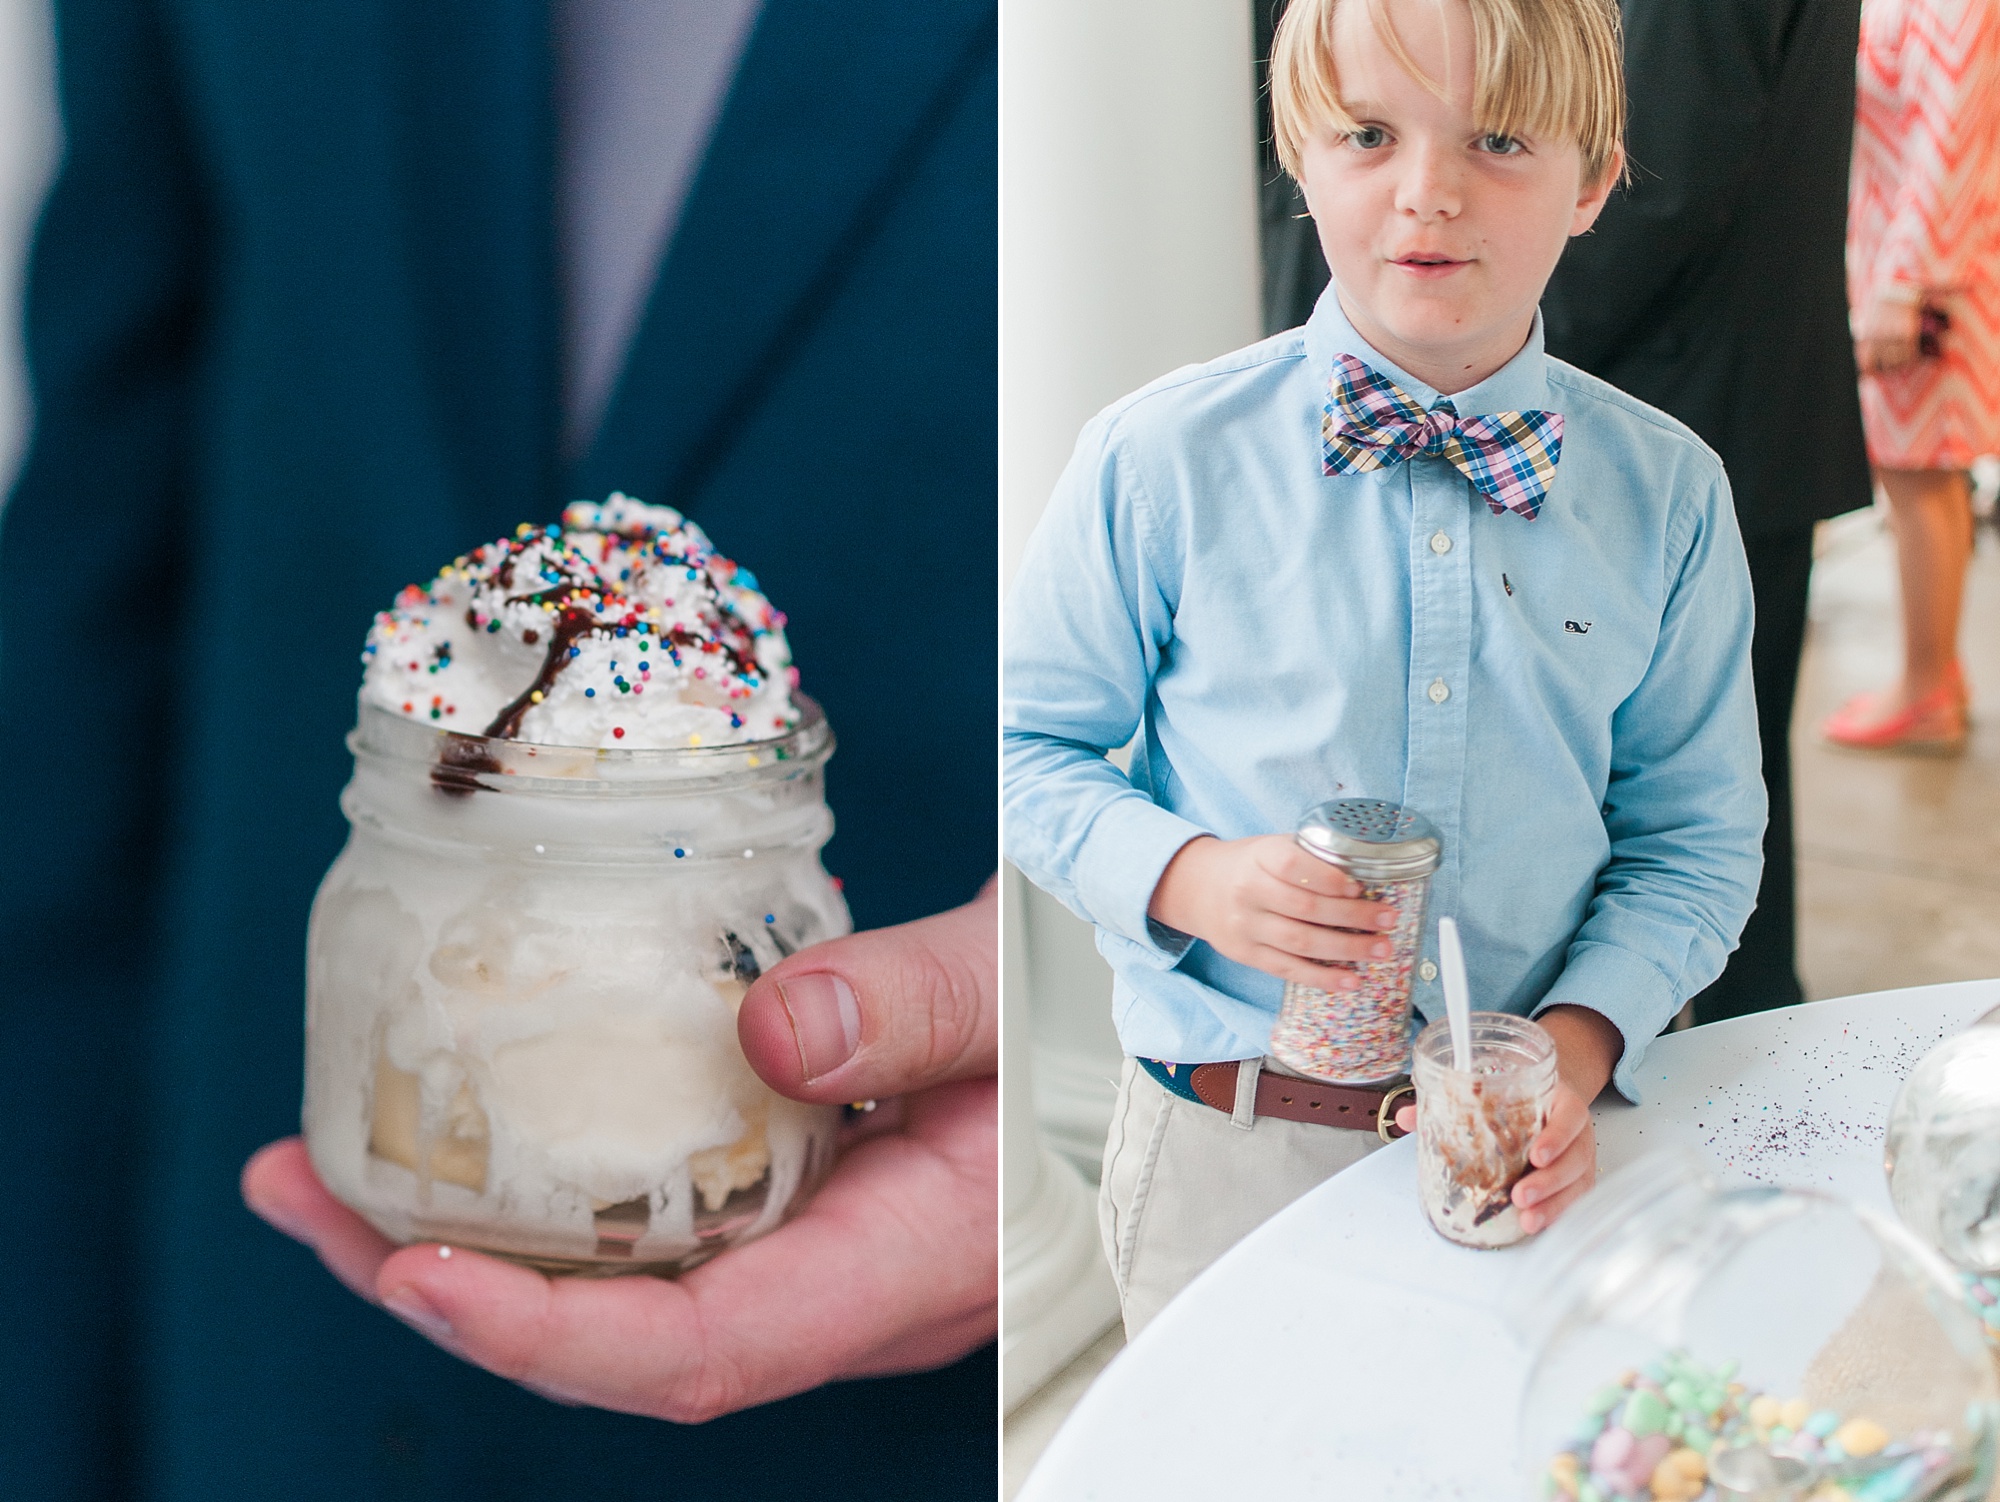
[1097,1057,1383,1338]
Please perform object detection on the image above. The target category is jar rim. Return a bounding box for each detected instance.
[349,693,834,794]
[1412,1012,1555,1075]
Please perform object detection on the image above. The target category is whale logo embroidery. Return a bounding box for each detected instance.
[1564,620,1591,634]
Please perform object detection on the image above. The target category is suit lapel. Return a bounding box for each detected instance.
[572,0,996,510]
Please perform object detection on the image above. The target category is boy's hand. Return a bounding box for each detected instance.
[1393,1002,1622,1234]
[1148,834,1401,987]
[1854,292,1922,374]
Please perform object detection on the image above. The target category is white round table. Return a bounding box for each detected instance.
[1020,979,2000,1501]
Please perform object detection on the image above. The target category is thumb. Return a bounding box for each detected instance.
[737,877,996,1103]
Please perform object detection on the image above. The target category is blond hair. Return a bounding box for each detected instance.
[1269,0,1626,186]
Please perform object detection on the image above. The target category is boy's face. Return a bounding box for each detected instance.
[1298,0,1617,394]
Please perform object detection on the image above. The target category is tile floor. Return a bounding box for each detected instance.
[1002,505,2000,1495]
[1795,506,2000,998]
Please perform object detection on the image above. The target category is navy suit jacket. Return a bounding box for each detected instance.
[0,0,995,1497]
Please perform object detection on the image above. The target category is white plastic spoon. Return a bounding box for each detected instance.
[1438,916,1472,1073]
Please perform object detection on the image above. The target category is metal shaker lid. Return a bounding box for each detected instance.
[1294,798,1442,880]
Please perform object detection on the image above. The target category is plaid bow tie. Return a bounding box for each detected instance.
[1321,353,1563,520]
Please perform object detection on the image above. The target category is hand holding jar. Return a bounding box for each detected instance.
[242,498,997,1418]
[244,886,997,1421]
[1145,833,1405,993]
[1395,1002,1620,1237]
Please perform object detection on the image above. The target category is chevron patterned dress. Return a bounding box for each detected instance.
[1849,0,2000,468]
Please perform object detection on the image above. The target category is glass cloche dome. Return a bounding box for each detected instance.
[1509,1152,1997,1502]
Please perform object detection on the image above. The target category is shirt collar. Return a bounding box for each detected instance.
[1302,281,1553,418]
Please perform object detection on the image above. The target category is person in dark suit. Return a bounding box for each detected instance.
[1538,0,1872,1023]
[0,0,996,1496]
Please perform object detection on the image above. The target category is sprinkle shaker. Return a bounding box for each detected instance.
[1268,798,1441,1085]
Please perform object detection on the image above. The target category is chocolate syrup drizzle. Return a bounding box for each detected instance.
[429,563,762,794]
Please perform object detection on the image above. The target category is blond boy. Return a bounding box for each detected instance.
[1003,0,1764,1333]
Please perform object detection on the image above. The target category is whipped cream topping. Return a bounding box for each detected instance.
[361,494,799,749]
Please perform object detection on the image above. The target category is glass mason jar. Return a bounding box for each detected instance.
[1411,1012,1555,1249]
[1510,1152,1998,1502]
[303,699,850,1275]
[1268,799,1440,1084]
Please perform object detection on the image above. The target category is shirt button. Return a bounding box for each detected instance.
[1429,531,1452,555]
[1428,677,1449,704]
[1419,960,1439,982]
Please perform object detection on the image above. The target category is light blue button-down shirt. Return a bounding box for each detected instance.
[1002,289,1765,1102]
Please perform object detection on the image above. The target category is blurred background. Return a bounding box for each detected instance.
[1000,0,2000,1492]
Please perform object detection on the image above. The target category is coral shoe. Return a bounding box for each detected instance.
[1820,666,1969,753]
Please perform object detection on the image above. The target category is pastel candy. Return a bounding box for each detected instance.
[1591,1427,1635,1473]
[1852,1454,1924,1502]
[1551,1356,1967,1502]
[1629,1435,1674,1482]
[1649,1446,1706,1502]
[1548,1451,1581,1499]
[1624,1390,1671,1437]
[1835,1418,1890,1458]
[1601,1434,1671,1496]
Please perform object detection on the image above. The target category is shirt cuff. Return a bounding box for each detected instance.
[1071,795,1211,967]
[1531,941,1681,1105]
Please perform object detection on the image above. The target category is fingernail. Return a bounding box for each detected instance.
[384,1286,453,1343]
[777,972,862,1082]
[1376,910,1399,929]
[1371,940,1393,959]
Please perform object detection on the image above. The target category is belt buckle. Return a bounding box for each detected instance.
[1376,1081,1416,1143]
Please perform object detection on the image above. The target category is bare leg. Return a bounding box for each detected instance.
[1879,465,1972,709]
[1821,465,1972,748]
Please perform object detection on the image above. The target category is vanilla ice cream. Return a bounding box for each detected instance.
[361,493,798,750]
[304,497,848,1274]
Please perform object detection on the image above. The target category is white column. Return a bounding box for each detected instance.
[1000,0,1263,1406]
[0,0,56,493]
[1001,867,1120,1410]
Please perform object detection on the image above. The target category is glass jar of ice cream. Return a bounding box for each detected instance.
[303,494,847,1274]
[1511,1152,1998,1502]
[1412,1012,1555,1249]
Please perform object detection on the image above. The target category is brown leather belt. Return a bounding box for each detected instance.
[1186,1061,1415,1141]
